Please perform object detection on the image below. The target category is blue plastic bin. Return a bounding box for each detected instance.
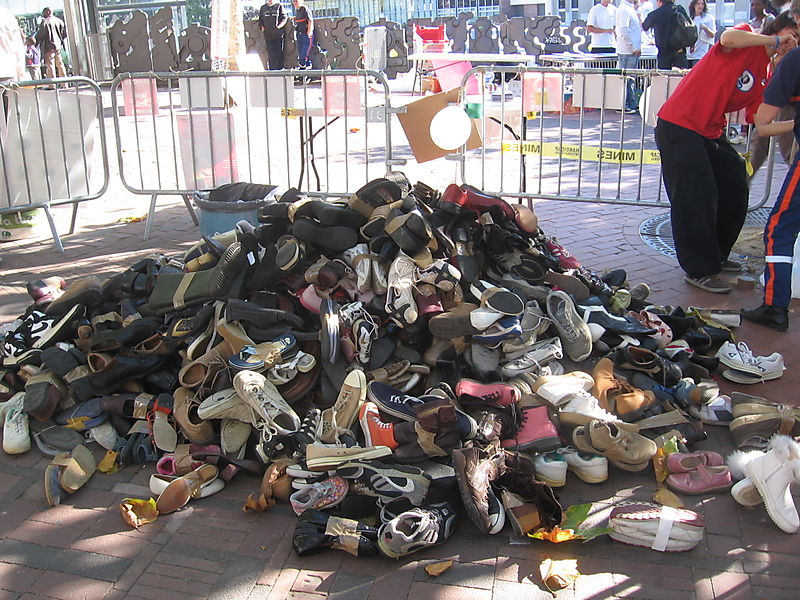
[193,188,276,237]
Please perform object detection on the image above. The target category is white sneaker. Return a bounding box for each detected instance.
[386,252,418,327]
[560,389,621,424]
[531,371,594,406]
[500,337,563,378]
[533,452,567,487]
[716,342,784,380]
[86,421,121,451]
[342,244,372,293]
[198,388,254,423]
[560,447,608,483]
[3,392,31,455]
[233,371,301,440]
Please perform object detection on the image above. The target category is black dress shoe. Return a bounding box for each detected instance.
[741,304,789,332]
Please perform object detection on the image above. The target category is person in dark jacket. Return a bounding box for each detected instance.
[259,0,288,70]
[35,7,67,78]
[642,0,691,69]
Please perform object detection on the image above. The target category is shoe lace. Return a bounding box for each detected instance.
[735,342,759,366]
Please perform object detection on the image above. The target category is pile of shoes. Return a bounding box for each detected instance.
[1,175,795,552]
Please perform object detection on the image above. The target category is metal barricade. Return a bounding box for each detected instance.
[0,77,109,252]
[110,70,398,239]
[448,65,780,211]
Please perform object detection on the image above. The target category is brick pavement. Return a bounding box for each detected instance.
[1,190,799,599]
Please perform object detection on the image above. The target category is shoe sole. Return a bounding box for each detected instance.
[568,469,608,484]
[306,446,392,471]
[533,471,566,487]
[721,368,782,385]
[608,530,697,552]
[717,353,783,378]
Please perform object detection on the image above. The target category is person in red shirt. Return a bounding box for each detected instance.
[655,14,798,293]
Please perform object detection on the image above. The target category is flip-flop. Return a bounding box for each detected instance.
[44,464,67,506]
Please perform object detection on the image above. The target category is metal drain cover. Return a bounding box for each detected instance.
[639,209,772,258]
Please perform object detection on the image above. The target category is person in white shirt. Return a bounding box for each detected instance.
[638,0,655,42]
[0,6,25,83]
[616,0,642,113]
[687,0,717,65]
[587,0,617,53]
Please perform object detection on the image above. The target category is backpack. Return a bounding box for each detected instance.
[668,6,699,51]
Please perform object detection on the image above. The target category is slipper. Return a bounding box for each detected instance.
[53,444,96,494]
[149,394,178,452]
[228,345,266,370]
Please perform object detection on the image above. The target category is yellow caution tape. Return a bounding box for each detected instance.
[502,141,662,164]
[281,107,299,118]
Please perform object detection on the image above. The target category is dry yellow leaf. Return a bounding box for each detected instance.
[539,557,579,595]
[119,498,159,528]
[97,450,120,474]
[653,485,684,508]
[425,560,453,577]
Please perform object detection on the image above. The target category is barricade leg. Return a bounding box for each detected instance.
[42,205,65,253]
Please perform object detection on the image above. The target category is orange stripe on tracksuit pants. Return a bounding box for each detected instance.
[763,157,800,308]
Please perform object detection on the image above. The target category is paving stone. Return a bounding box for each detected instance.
[492,579,553,599]
[328,572,374,599]
[408,581,493,600]
[414,560,496,590]
[0,562,41,593]
[208,556,264,600]
[27,571,113,600]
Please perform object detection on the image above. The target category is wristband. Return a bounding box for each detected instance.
[774,36,780,49]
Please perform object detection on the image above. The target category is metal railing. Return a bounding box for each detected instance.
[0,77,109,252]
[449,65,777,211]
[110,70,400,239]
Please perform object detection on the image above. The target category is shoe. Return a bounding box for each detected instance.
[386,252,418,327]
[546,291,592,362]
[452,442,507,534]
[292,509,379,557]
[591,357,656,422]
[741,304,789,332]
[666,465,732,495]
[358,402,398,449]
[609,502,704,551]
[318,369,367,444]
[543,237,580,270]
[336,460,432,506]
[716,342,784,380]
[289,476,349,515]
[533,452,567,487]
[746,434,800,533]
[455,379,520,407]
[3,392,30,454]
[560,447,608,483]
[367,381,424,421]
[666,451,724,473]
[721,259,742,273]
[731,477,764,507]
[530,371,594,405]
[684,275,731,294]
[499,405,560,453]
[612,346,682,387]
[197,388,253,423]
[233,370,301,441]
[378,502,457,558]
[573,420,656,471]
[156,464,220,514]
[415,260,461,292]
[500,337,563,378]
[305,444,392,471]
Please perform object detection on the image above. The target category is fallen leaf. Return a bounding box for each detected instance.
[653,485,684,508]
[242,492,276,513]
[260,546,268,551]
[120,497,159,528]
[425,560,453,576]
[97,450,120,474]
[539,557,579,596]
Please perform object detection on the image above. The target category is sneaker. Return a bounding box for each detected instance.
[531,371,595,406]
[2,392,30,455]
[318,370,367,444]
[198,388,254,423]
[716,342,784,380]
[546,291,592,362]
[533,452,567,487]
[684,275,731,294]
[386,252,418,327]
[559,447,608,483]
[414,260,461,292]
[543,237,580,269]
[233,370,301,441]
[351,318,378,366]
[471,315,523,347]
[501,301,551,358]
[455,379,519,407]
[500,337,563,378]
[289,476,349,515]
[452,441,507,534]
[358,402,398,449]
[500,406,560,452]
[305,444,392,471]
[336,460,432,506]
[378,502,457,558]
[367,381,424,421]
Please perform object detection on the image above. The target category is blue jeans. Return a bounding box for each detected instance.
[618,53,639,111]
[297,32,311,68]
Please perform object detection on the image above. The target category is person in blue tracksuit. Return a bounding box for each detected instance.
[742,1,800,331]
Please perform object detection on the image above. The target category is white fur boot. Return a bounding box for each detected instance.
[746,435,800,533]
